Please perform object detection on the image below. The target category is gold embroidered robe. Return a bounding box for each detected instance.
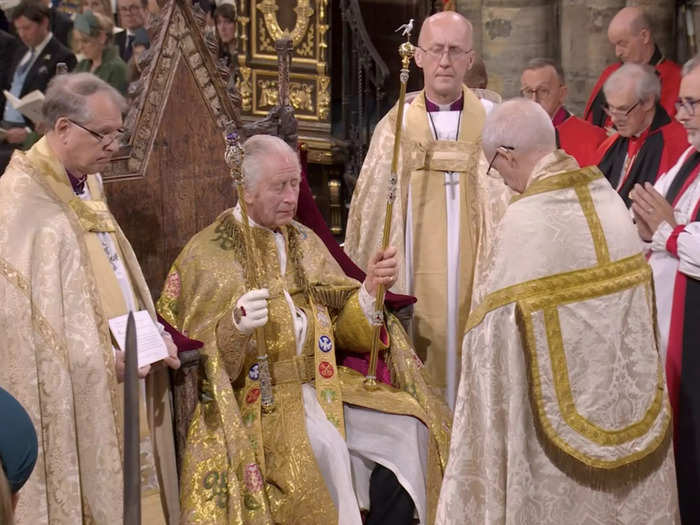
[158,212,452,525]
[344,85,510,398]
[436,151,679,524]
[0,138,180,524]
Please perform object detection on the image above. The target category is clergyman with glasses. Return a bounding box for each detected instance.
[345,11,510,410]
[437,97,680,525]
[520,57,606,167]
[0,73,181,524]
[629,54,700,524]
[595,62,688,207]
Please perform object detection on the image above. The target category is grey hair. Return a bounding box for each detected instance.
[603,63,660,103]
[241,134,300,192]
[42,72,127,127]
[523,57,565,84]
[683,54,700,76]
[482,98,555,159]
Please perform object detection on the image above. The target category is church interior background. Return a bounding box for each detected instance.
[97,0,695,296]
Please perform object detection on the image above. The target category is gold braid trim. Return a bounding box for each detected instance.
[286,223,311,294]
[574,183,610,265]
[510,166,604,204]
[467,254,647,332]
[310,285,358,312]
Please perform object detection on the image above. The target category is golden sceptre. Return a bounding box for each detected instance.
[225,130,274,412]
[364,21,415,389]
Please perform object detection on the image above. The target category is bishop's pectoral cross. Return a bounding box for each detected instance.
[445,171,459,200]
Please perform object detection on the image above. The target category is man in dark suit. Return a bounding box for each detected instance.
[46,1,73,47]
[0,0,76,172]
[0,30,19,107]
[115,0,149,62]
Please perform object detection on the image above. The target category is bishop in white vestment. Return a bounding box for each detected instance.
[345,12,509,408]
[437,99,679,524]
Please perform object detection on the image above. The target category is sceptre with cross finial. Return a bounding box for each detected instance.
[364,21,415,389]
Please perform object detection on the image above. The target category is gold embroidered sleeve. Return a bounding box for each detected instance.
[215,308,251,381]
[334,291,389,353]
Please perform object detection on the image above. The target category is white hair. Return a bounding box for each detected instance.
[603,63,661,103]
[683,54,700,77]
[241,134,300,192]
[482,98,555,159]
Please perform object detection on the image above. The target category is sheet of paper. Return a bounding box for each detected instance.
[109,310,169,368]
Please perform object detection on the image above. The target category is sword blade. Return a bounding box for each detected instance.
[124,311,141,525]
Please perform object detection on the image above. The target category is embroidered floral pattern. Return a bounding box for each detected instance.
[163,270,181,299]
[244,463,263,493]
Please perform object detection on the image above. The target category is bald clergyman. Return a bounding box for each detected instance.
[437,98,680,524]
[584,6,681,129]
[345,12,510,409]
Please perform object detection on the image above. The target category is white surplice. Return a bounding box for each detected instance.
[648,146,700,361]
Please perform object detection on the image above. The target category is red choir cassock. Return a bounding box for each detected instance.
[552,106,607,166]
[595,104,688,206]
[584,46,681,129]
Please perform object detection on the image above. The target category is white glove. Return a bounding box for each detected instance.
[233,288,269,334]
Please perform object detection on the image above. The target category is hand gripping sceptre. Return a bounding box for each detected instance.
[225,130,274,412]
[364,22,415,389]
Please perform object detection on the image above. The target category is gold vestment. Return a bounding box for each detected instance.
[158,212,452,524]
[0,138,179,524]
[345,85,510,395]
[436,152,679,524]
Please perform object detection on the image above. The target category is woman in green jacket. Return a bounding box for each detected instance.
[73,10,128,95]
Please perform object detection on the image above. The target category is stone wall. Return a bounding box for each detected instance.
[455,0,677,115]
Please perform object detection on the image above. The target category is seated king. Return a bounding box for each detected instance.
[157,134,452,525]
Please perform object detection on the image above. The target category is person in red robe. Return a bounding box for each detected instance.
[520,58,606,166]
[584,6,681,130]
[629,54,700,525]
[595,62,688,207]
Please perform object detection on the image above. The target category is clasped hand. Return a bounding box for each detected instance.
[629,182,677,241]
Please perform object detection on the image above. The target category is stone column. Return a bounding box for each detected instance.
[481,0,556,98]
[560,0,625,115]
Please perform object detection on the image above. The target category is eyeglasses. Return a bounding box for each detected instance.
[675,97,700,116]
[486,145,515,177]
[520,86,554,100]
[68,119,125,147]
[603,100,640,118]
[417,45,472,61]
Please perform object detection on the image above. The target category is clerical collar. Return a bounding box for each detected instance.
[425,94,464,112]
[551,106,571,127]
[649,45,663,67]
[66,170,87,195]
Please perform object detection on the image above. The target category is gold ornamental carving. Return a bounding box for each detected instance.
[258,80,278,107]
[257,17,275,53]
[257,78,314,113]
[317,75,329,120]
[238,64,253,111]
[289,82,313,111]
[256,0,314,47]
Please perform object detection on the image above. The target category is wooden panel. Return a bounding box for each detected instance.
[105,56,234,295]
